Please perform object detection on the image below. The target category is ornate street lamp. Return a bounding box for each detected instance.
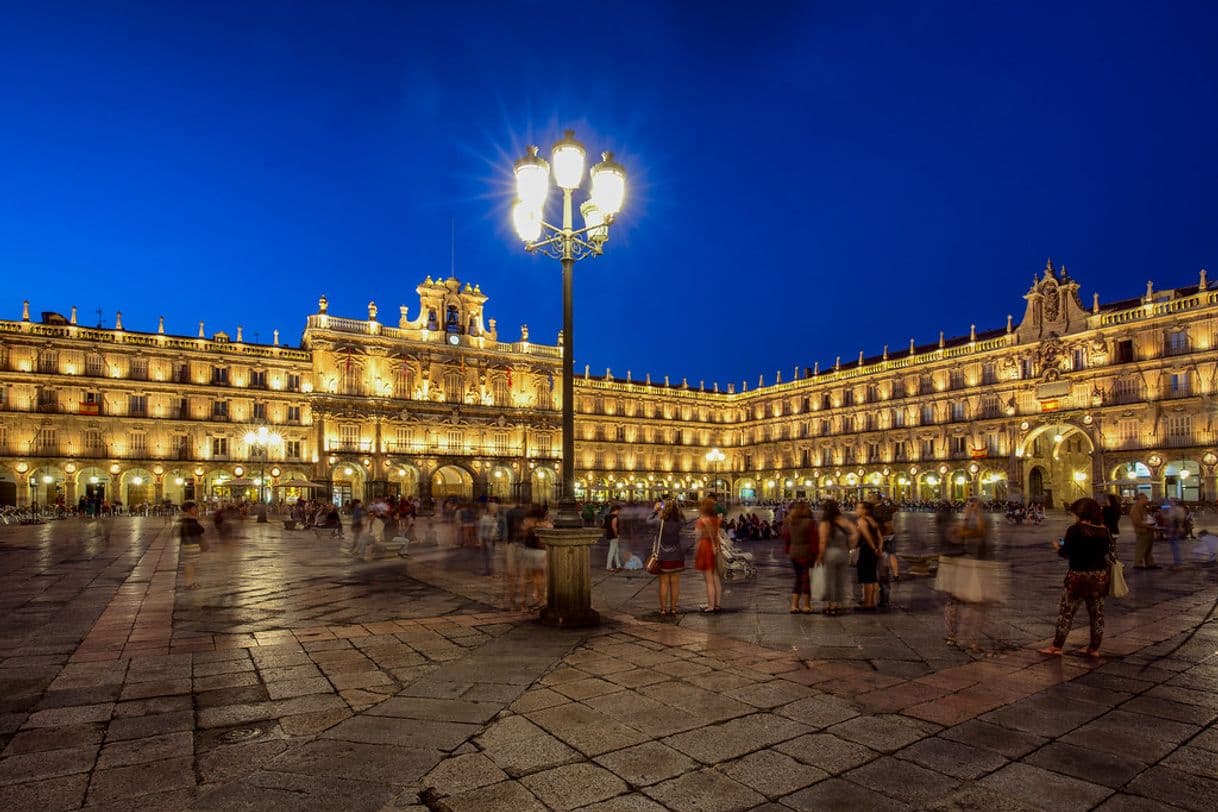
[706,447,726,503]
[511,130,627,525]
[244,425,282,522]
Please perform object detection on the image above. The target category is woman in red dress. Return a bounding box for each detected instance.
[694,498,722,613]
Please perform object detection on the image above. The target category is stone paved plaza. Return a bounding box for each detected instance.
[1,512,1217,810]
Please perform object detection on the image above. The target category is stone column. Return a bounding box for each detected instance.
[536,527,601,628]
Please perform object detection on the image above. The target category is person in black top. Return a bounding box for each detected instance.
[604,504,622,572]
[1041,497,1115,658]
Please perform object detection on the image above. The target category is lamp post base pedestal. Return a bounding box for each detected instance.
[536,527,601,628]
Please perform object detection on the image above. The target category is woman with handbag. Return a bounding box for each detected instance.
[817,500,853,616]
[693,498,722,613]
[649,501,686,616]
[853,501,882,610]
[1040,497,1116,658]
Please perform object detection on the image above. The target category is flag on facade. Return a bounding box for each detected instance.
[507,367,513,388]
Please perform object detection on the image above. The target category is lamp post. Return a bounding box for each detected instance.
[706,447,726,504]
[244,425,282,523]
[511,130,626,527]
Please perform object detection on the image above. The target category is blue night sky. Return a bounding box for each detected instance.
[2,2,1217,388]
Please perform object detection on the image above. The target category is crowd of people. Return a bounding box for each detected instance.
[168,486,1218,659]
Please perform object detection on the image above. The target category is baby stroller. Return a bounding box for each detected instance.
[718,530,757,580]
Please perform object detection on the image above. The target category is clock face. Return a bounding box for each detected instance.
[448,334,459,346]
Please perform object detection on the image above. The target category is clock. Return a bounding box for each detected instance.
[447,334,459,346]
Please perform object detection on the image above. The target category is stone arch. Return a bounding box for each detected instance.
[1018,421,1097,508]
[120,467,156,510]
[328,461,368,506]
[433,464,474,500]
[387,463,421,499]
[28,464,67,509]
[530,466,557,505]
[487,464,514,500]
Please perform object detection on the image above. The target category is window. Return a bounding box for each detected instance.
[980,397,999,418]
[949,370,964,390]
[252,402,266,420]
[38,427,56,451]
[444,372,465,402]
[951,402,966,422]
[212,366,229,385]
[493,431,509,454]
[1165,331,1190,357]
[250,370,267,388]
[175,363,190,383]
[841,416,854,433]
[801,448,811,466]
[1113,377,1142,404]
[1020,358,1033,379]
[285,439,301,459]
[893,441,908,461]
[129,432,147,453]
[38,350,58,374]
[87,354,105,377]
[867,443,880,463]
[1168,373,1190,398]
[175,435,190,458]
[286,405,301,423]
[921,438,936,459]
[616,426,626,442]
[536,384,553,410]
[1116,340,1135,364]
[395,368,415,399]
[211,437,228,457]
[893,408,906,428]
[446,429,462,450]
[395,427,415,450]
[340,425,359,449]
[1072,349,1086,370]
[1118,419,1139,446]
[1167,415,1192,446]
[493,377,510,406]
[950,436,967,457]
[212,400,229,419]
[130,358,148,380]
[981,363,996,385]
[921,404,935,425]
[918,375,933,395]
[84,429,103,451]
[287,373,301,391]
[536,433,552,456]
[986,432,1001,456]
[128,395,147,417]
[842,390,854,406]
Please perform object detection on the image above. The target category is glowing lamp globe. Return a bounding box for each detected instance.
[513,146,550,209]
[580,201,607,245]
[512,201,542,243]
[589,151,626,215]
[550,129,586,190]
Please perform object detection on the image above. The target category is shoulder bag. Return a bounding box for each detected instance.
[646,519,664,575]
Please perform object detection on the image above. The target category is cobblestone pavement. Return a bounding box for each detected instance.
[0,513,1216,810]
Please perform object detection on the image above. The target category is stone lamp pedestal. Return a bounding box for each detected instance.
[536,528,601,628]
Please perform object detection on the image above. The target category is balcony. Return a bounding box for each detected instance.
[1110,388,1145,405]
[36,400,60,414]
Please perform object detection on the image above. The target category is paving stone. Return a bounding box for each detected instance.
[664,713,810,764]
[2,722,106,755]
[96,730,193,769]
[845,755,961,805]
[366,696,501,724]
[111,695,193,718]
[0,773,88,810]
[268,739,443,785]
[0,745,97,785]
[725,680,812,709]
[105,710,194,741]
[593,740,700,787]
[527,703,650,757]
[897,736,1009,780]
[321,715,479,751]
[979,762,1112,811]
[520,763,627,810]
[266,677,333,700]
[774,732,879,775]
[475,715,582,777]
[509,688,569,713]
[192,768,397,811]
[420,751,508,797]
[720,749,827,799]
[440,779,546,812]
[278,707,353,737]
[118,679,191,700]
[576,794,669,812]
[826,713,937,753]
[196,739,291,785]
[922,784,1040,811]
[774,695,860,729]
[196,684,271,709]
[940,719,1048,758]
[85,754,195,804]
[1023,741,1148,788]
[1121,695,1218,725]
[23,703,113,728]
[644,767,767,811]
[1061,711,1197,761]
[194,671,260,692]
[1126,765,1218,812]
[1161,745,1218,780]
[779,776,912,811]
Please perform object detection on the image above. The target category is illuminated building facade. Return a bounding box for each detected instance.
[1,263,1215,509]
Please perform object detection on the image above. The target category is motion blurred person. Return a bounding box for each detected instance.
[604,504,622,572]
[817,500,852,615]
[477,501,504,576]
[652,500,686,616]
[179,501,205,589]
[782,501,817,613]
[1129,494,1157,568]
[693,498,722,612]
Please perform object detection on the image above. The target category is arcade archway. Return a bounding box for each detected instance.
[1019,422,1095,509]
[432,465,473,499]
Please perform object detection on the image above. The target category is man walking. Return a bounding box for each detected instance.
[604,504,622,572]
[1130,493,1159,569]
